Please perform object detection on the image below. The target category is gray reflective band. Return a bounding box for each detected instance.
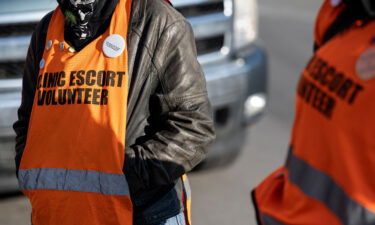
[183,176,191,200]
[287,151,375,225]
[18,168,130,196]
[262,214,286,225]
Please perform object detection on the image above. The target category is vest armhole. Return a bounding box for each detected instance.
[35,11,54,64]
[251,190,264,225]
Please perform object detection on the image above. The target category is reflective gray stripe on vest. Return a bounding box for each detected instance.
[18,168,130,196]
[286,151,375,225]
[262,214,286,225]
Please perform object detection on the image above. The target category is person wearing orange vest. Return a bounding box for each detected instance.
[252,0,375,224]
[13,0,215,225]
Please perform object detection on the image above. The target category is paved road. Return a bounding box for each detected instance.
[0,0,322,224]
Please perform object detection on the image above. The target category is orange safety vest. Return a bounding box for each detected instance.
[253,2,375,225]
[18,0,133,224]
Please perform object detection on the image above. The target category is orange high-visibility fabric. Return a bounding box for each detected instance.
[19,0,133,224]
[254,3,375,225]
[314,0,345,47]
[292,20,375,213]
[255,168,341,225]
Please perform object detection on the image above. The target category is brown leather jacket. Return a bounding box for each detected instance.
[13,0,215,224]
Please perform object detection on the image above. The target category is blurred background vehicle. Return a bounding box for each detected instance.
[0,0,267,193]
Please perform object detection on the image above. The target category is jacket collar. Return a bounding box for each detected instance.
[129,0,145,27]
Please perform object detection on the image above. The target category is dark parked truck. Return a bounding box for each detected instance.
[0,0,267,192]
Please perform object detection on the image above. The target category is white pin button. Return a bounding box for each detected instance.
[46,40,53,51]
[60,42,65,51]
[39,59,45,69]
[356,47,375,80]
[331,0,341,7]
[103,34,126,58]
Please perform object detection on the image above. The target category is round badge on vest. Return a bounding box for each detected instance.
[39,59,46,69]
[46,40,53,51]
[103,34,126,58]
[330,0,341,7]
[356,47,375,80]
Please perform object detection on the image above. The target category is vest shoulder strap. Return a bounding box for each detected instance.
[316,3,372,51]
[35,11,53,65]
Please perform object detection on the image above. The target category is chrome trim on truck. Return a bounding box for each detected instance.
[0,79,22,92]
[0,36,30,62]
[188,13,230,39]
[0,11,52,25]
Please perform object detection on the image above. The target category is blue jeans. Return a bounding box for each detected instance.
[156,212,186,225]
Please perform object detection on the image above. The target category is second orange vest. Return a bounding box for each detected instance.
[253,1,375,224]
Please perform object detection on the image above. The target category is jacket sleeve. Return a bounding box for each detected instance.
[13,13,52,175]
[12,30,39,175]
[13,11,53,174]
[125,19,215,194]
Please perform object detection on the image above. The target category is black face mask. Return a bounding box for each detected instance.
[342,0,375,17]
[57,0,99,40]
[57,0,119,51]
[362,0,375,16]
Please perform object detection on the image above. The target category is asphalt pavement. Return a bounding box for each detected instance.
[0,0,322,224]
